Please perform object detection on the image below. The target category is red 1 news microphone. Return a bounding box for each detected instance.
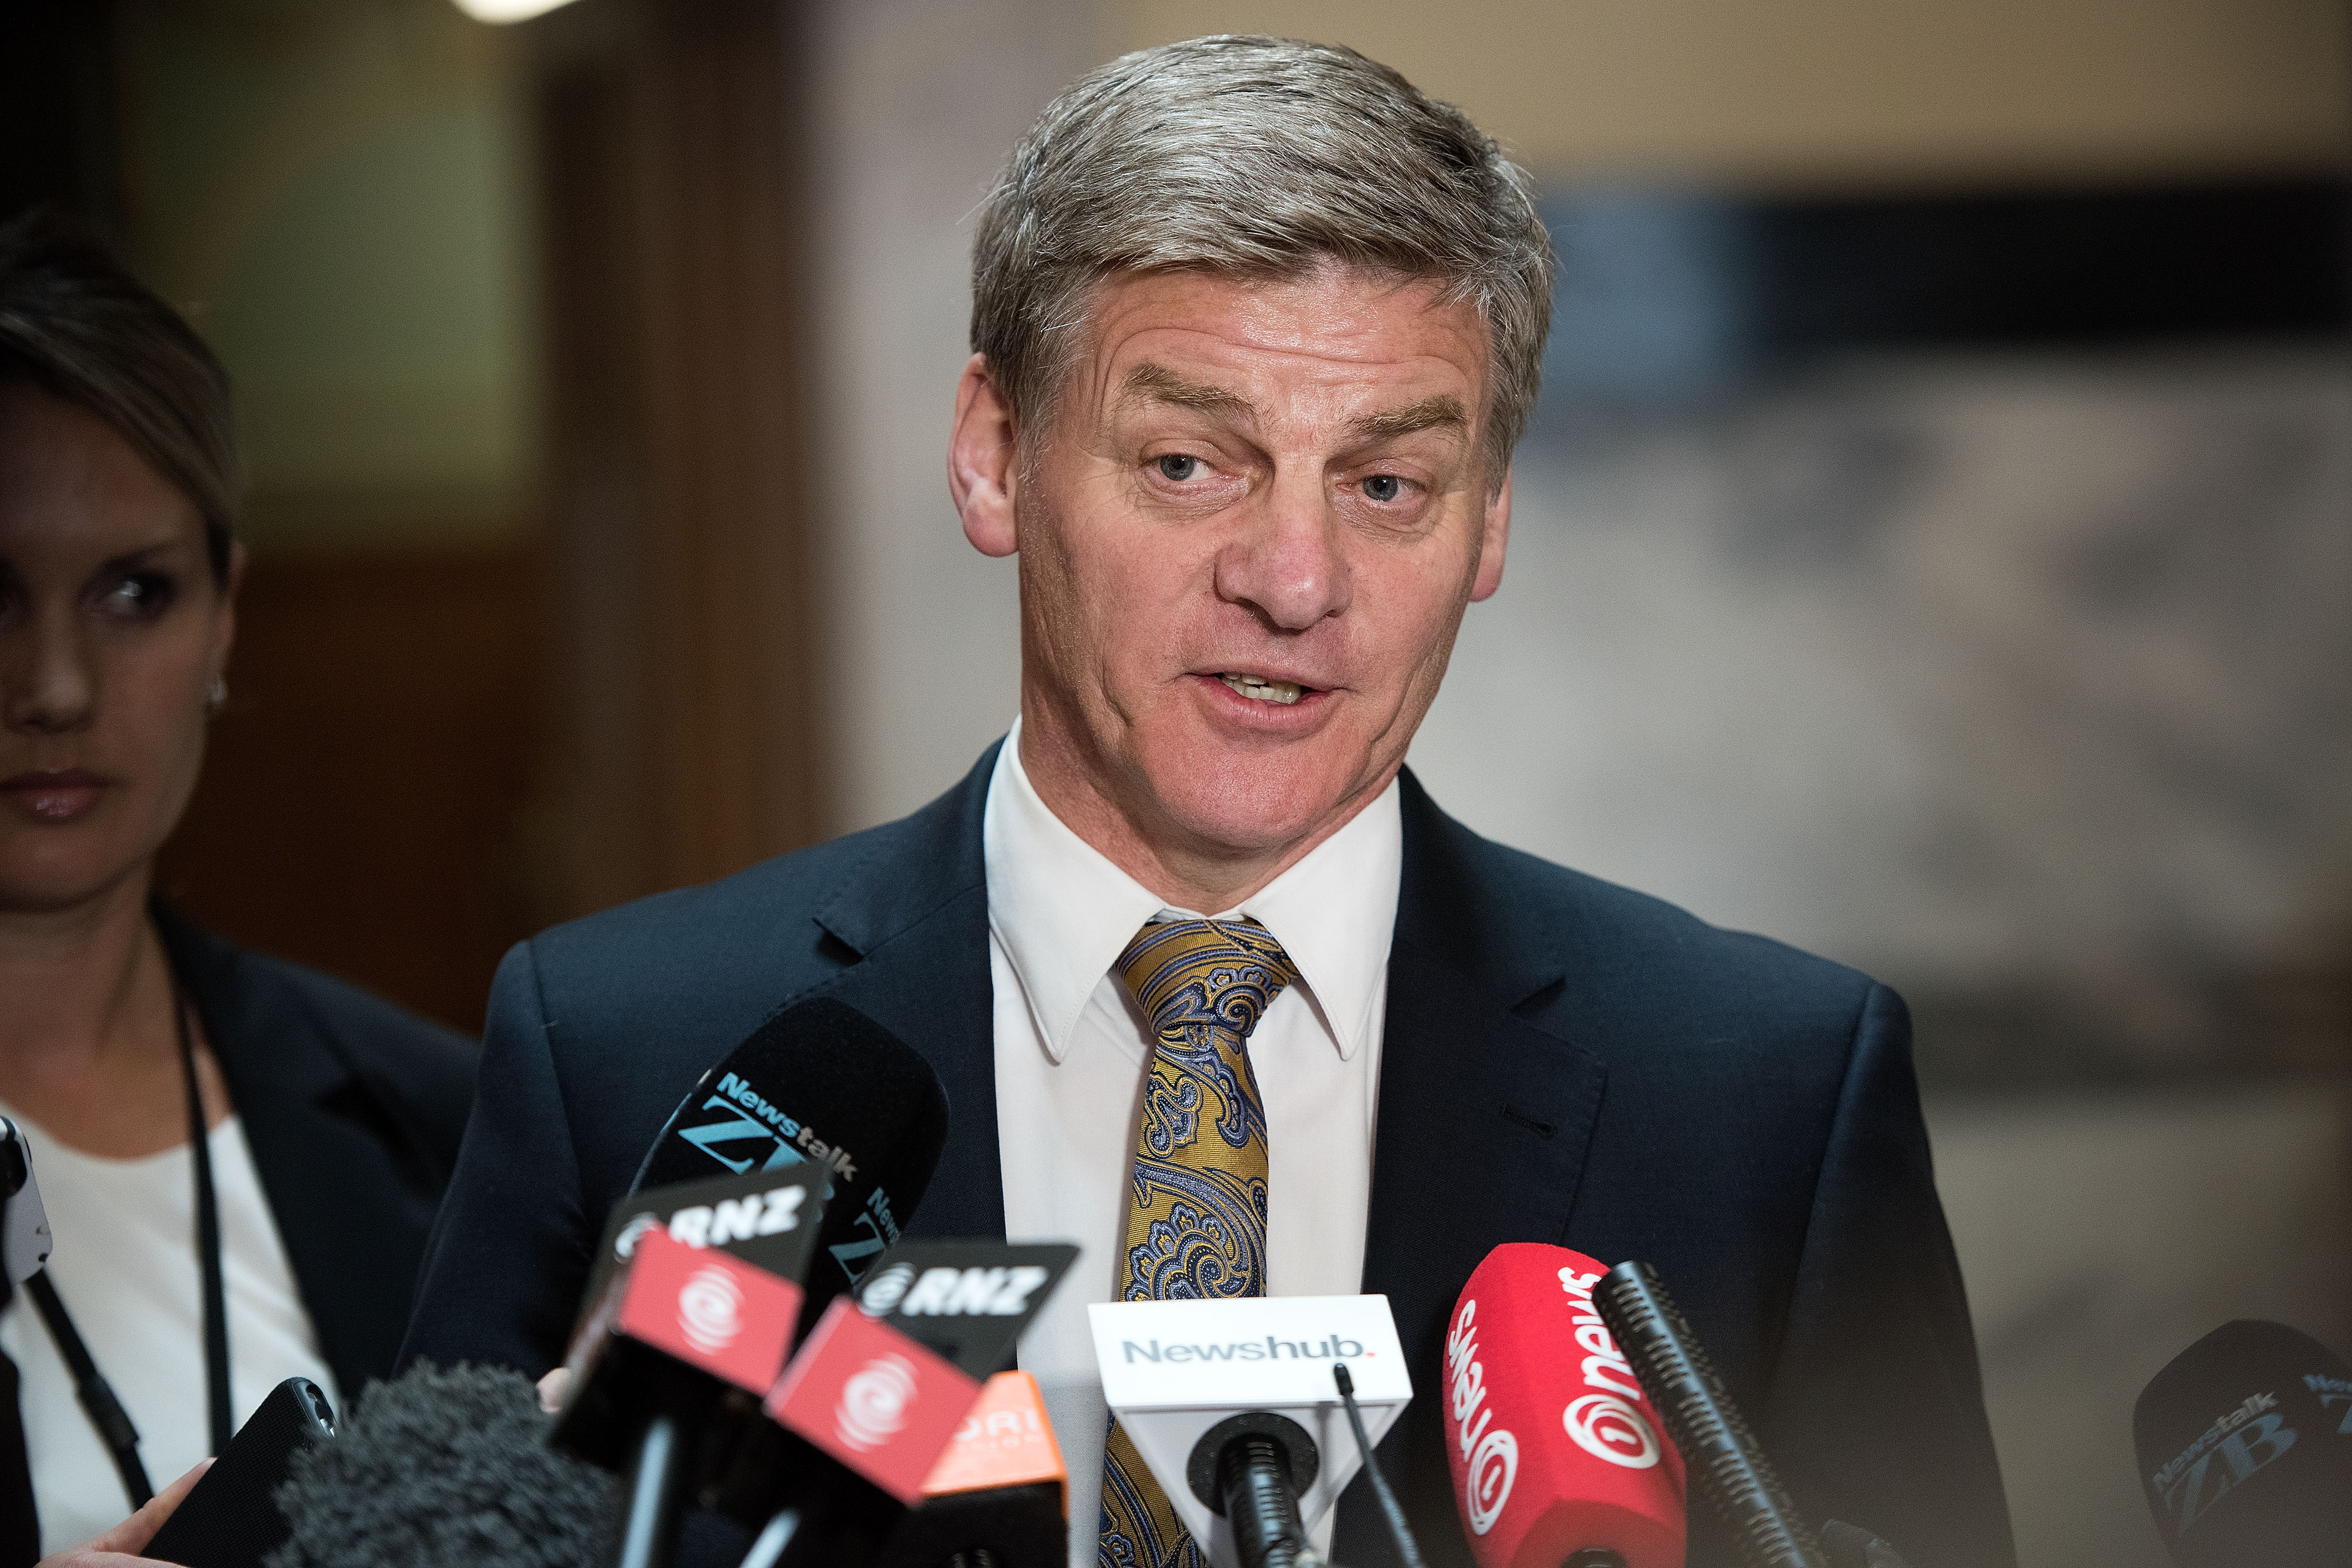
[2132,1319,2352,1566]
[1439,1246,1686,1568]
[1089,1294,1413,1568]
[710,1239,1078,1568]
[551,1162,830,1568]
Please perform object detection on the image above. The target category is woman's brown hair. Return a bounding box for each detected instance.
[0,207,239,584]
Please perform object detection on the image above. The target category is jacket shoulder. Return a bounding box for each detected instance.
[158,907,478,1140]
[1507,839,1875,1005]
[516,747,994,1040]
[1402,771,1881,1030]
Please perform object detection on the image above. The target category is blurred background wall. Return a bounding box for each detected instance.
[3,2,2346,1562]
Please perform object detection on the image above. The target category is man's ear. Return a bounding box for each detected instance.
[948,353,1020,558]
[1470,466,1512,602]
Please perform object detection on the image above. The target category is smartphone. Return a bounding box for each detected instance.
[144,1376,336,1568]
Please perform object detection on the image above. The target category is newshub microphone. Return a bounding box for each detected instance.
[630,995,951,1324]
[1089,1294,1412,1568]
[1440,1245,1685,1568]
[2133,1319,2352,1566]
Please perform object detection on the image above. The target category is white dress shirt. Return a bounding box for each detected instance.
[0,1108,339,1553]
[985,717,1400,1562]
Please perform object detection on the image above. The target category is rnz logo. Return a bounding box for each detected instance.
[1446,1297,1517,1536]
[676,1265,744,1355]
[835,1354,918,1452]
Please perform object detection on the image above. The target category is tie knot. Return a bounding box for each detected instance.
[1115,918,1300,1042]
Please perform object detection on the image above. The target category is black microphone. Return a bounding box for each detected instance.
[628,995,952,1334]
[2133,1318,2352,1566]
[270,1361,615,1568]
[1592,1262,1824,1568]
[1592,1261,1915,1568]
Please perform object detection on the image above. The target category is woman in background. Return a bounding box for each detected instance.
[0,210,476,1564]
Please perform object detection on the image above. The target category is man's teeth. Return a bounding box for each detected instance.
[1219,673,1304,705]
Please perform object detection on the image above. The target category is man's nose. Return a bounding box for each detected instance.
[3,613,99,736]
[1214,468,1351,631]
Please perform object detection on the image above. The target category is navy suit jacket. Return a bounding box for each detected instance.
[402,749,2014,1568]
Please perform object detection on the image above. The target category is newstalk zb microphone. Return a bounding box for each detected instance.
[2133,1318,2352,1566]
[1440,1245,1685,1568]
[630,996,952,1324]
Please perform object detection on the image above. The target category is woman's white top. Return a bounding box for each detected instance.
[0,1105,339,1553]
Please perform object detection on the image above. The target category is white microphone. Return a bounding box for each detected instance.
[1089,1295,1413,1568]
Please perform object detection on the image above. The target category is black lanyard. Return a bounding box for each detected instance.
[21,977,231,1511]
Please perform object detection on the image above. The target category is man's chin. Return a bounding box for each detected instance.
[1139,757,1378,877]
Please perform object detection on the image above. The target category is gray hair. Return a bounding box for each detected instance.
[971,35,1556,488]
[0,209,240,585]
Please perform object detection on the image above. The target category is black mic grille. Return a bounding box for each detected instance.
[1594,1261,1824,1568]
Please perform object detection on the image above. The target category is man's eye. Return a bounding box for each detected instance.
[1155,454,1201,482]
[1361,474,1403,503]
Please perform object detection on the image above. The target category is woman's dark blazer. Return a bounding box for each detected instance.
[0,907,477,1564]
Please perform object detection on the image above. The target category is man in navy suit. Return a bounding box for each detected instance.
[403,36,2014,1568]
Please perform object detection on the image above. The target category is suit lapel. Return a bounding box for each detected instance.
[808,745,1006,1240]
[1360,769,1607,1348]
[154,908,447,1398]
[1345,772,1609,1568]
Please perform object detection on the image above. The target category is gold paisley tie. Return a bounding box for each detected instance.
[1098,917,1299,1568]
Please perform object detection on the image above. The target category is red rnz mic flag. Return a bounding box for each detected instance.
[1442,1244,1686,1568]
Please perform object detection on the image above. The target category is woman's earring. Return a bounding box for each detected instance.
[206,678,227,716]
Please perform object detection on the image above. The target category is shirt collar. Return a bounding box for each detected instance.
[983,716,1401,1065]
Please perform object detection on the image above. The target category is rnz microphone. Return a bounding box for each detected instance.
[710,1238,1079,1567]
[1440,1245,1685,1568]
[551,1162,829,1568]
[1090,1294,1412,1568]
[2133,1318,2352,1566]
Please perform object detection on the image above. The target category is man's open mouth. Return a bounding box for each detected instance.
[1217,673,1306,706]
